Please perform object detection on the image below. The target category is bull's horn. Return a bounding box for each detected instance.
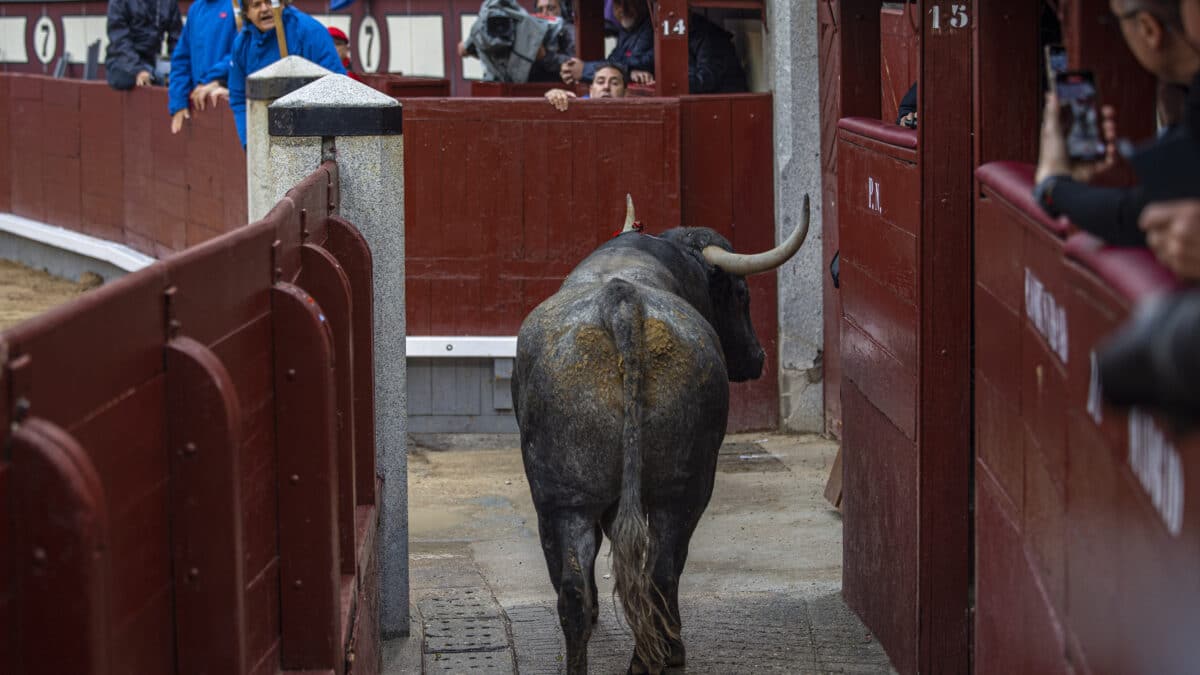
[701,194,810,275]
[622,194,636,232]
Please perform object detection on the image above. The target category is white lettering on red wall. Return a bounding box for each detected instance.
[1128,408,1185,537]
[1024,268,1069,364]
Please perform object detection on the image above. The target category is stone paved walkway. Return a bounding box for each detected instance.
[386,433,896,674]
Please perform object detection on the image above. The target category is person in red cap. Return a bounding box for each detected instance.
[327,26,362,81]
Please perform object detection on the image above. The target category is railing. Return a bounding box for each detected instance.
[0,161,380,675]
[974,161,1199,674]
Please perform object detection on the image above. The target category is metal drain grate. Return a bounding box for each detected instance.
[424,649,513,673]
[717,442,789,473]
[424,615,509,652]
[419,587,498,619]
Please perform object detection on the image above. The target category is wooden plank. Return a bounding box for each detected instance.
[879,6,919,125]
[973,2,1040,170]
[654,0,688,96]
[165,220,275,348]
[916,5,973,671]
[2,263,167,428]
[166,336,249,675]
[272,282,341,673]
[12,418,111,675]
[10,76,46,223]
[818,0,843,437]
[573,0,605,61]
[0,76,10,213]
[841,316,916,441]
[325,217,377,506]
[841,382,918,675]
[300,243,358,576]
[80,84,126,242]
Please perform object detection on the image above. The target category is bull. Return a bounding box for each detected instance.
[511,195,810,674]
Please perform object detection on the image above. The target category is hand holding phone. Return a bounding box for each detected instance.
[1035,69,1117,184]
[1055,70,1107,162]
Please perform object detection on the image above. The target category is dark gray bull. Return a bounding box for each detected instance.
[512,196,810,674]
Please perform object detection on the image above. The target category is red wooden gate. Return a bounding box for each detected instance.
[0,162,380,675]
[403,94,782,431]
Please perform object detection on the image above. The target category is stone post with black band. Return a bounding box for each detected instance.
[261,71,412,651]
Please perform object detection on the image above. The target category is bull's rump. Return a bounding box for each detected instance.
[513,283,728,509]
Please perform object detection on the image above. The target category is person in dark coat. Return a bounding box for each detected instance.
[896,82,917,127]
[560,0,654,85]
[528,0,575,83]
[105,0,182,90]
[687,12,748,93]
[1033,0,1200,248]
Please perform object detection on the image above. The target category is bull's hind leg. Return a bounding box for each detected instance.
[626,509,694,674]
[538,510,601,675]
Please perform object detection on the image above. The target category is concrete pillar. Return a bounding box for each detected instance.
[766,0,825,432]
[266,75,410,639]
[245,56,333,222]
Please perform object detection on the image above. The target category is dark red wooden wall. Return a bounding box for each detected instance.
[0,164,381,675]
[880,4,920,126]
[974,163,1200,674]
[0,74,246,259]
[832,2,974,672]
[819,0,884,439]
[403,94,782,431]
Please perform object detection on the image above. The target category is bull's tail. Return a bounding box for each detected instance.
[598,279,677,669]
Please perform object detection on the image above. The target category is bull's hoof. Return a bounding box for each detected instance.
[666,641,686,667]
[626,657,664,675]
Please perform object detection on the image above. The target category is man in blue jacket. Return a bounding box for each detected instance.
[105,0,181,90]
[227,0,345,147]
[168,0,239,133]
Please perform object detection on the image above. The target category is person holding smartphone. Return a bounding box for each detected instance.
[1033,0,1200,247]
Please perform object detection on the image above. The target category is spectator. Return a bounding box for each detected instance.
[1032,0,1200,247]
[528,0,575,82]
[561,0,654,86]
[897,82,917,128]
[687,12,748,94]
[225,0,345,147]
[459,0,570,83]
[1136,0,1200,279]
[328,26,363,82]
[105,0,181,90]
[167,0,238,133]
[544,62,628,111]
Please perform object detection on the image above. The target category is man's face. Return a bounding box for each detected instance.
[590,67,627,98]
[247,0,275,32]
[1110,0,1169,77]
[535,0,561,17]
[335,39,351,62]
[612,0,644,30]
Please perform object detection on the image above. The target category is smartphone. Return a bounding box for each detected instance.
[1044,44,1068,90]
[1054,70,1106,162]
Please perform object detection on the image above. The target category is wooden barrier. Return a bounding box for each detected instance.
[0,162,380,675]
[358,74,452,98]
[0,74,247,259]
[402,93,780,431]
[974,161,1200,673]
[834,116,923,673]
